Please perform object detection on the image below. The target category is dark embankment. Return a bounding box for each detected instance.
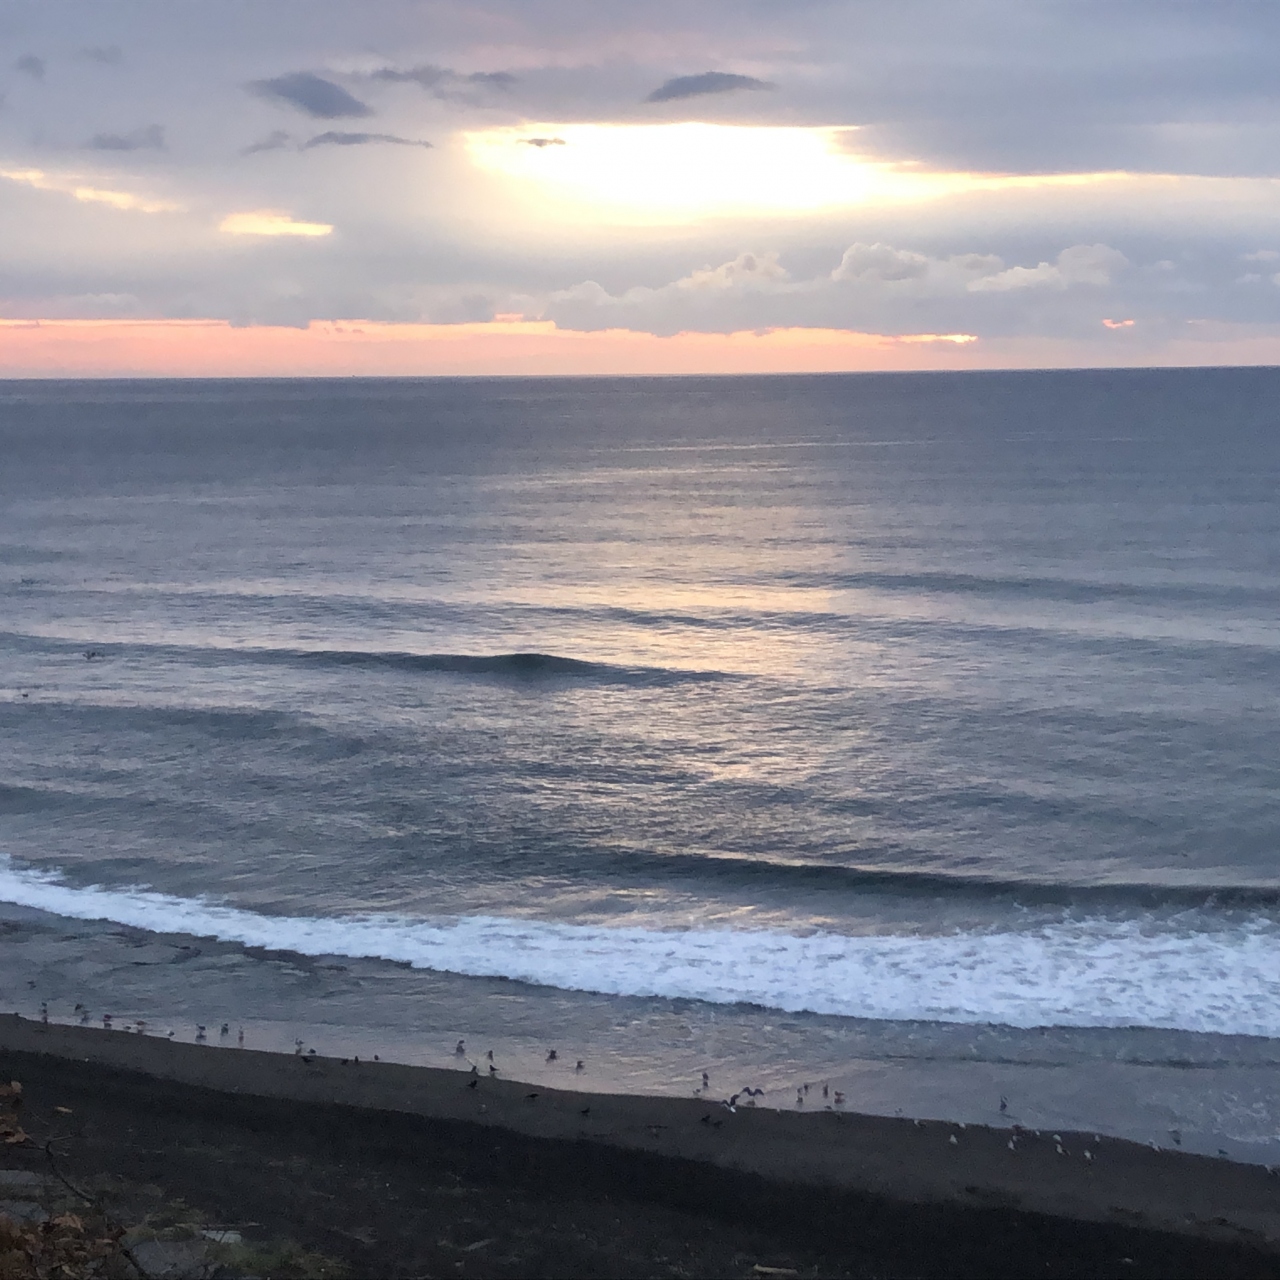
[2,1017,1279,1278]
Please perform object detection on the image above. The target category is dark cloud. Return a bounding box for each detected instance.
[521,137,566,148]
[466,71,516,88]
[241,129,292,156]
[81,46,123,65]
[646,72,774,103]
[15,55,44,80]
[251,71,371,119]
[84,124,165,151]
[369,66,515,94]
[302,131,431,150]
[371,65,448,89]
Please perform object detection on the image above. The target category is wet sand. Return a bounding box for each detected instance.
[3,1014,1280,1277]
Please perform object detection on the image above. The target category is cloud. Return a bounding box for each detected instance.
[371,65,448,89]
[251,72,371,119]
[219,210,333,237]
[1242,249,1280,262]
[81,46,123,65]
[369,65,516,97]
[220,209,332,238]
[967,244,1128,292]
[0,167,182,214]
[15,55,44,80]
[241,130,292,156]
[832,243,1003,289]
[84,124,166,152]
[646,72,774,103]
[521,137,566,148]
[302,131,431,150]
[466,71,516,88]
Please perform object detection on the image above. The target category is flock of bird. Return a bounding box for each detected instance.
[22,1000,1237,1163]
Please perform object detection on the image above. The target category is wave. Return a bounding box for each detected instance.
[3,859,1279,1037]
[0,633,723,685]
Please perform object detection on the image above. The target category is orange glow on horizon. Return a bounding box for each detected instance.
[0,318,980,378]
[1,317,1278,378]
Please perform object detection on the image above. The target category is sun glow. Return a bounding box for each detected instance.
[464,123,1122,221]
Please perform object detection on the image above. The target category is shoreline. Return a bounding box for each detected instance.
[3,1013,1280,1259]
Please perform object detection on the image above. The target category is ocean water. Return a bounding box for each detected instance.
[2,370,1280,1157]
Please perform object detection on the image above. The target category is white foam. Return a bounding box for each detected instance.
[3,858,1279,1036]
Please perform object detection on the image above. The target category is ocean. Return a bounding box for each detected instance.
[2,369,1279,1158]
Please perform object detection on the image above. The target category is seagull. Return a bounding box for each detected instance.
[455,1040,466,1056]
[237,1028,244,1047]
[949,1135,959,1146]
[701,1072,709,1088]
[489,1064,498,1076]
[575,1060,585,1072]
[294,1039,304,1055]
[546,1049,558,1062]
[196,1025,207,1042]
[486,1050,494,1062]
[220,1024,229,1037]
[822,1083,829,1099]
[833,1091,845,1106]
[999,1096,1008,1113]
[796,1090,804,1106]
[467,1078,478,1090]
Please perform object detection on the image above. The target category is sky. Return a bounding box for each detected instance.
[4,0,1280,375]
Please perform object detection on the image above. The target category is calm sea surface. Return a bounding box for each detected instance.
[2,370,1279,1155]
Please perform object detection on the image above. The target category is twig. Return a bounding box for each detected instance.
[43,1139,152,1280]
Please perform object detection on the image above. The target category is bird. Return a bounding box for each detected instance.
[455,1040,466,1056]
[196,1025,207,1042]
[220,1023,229,1037]
[999,1095,1008,1113]
[486,1049,494,1061]
[293,1039,304,1055]
[488,1064,498,1076]
[467,1078,478,1090]
[1007,1139,1017,1151]
[39,1002,48,1023]
[701,1071,709,1088]
[74,1003,84,1013]
[546,1049,558,1062]
[822,1083,829,1099]
[833,1091,845,1106]
[102,1013,113,1028]
[949,1134,958,1146]
[575,1060,585,1072]
[525,1092,539,1103]
[1084,1149,1093,1162]
[796,1090,804,1106]
[579,1106,590,1117]
[237,1028,244,1047]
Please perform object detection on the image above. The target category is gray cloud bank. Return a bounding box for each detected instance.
[4,0,1280,353]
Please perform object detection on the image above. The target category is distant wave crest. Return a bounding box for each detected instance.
[3,859,1279,1037]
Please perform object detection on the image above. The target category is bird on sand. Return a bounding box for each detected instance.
[546,1049,558,1062]
[575,1060,585,1071]
[455,1040,466,1055]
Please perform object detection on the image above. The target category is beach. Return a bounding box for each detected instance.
[3,1014,1280,1278]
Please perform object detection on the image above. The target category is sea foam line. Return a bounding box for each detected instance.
[2,859,1279,1037]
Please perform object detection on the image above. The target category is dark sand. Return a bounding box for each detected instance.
[3,1014,1280,1278]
